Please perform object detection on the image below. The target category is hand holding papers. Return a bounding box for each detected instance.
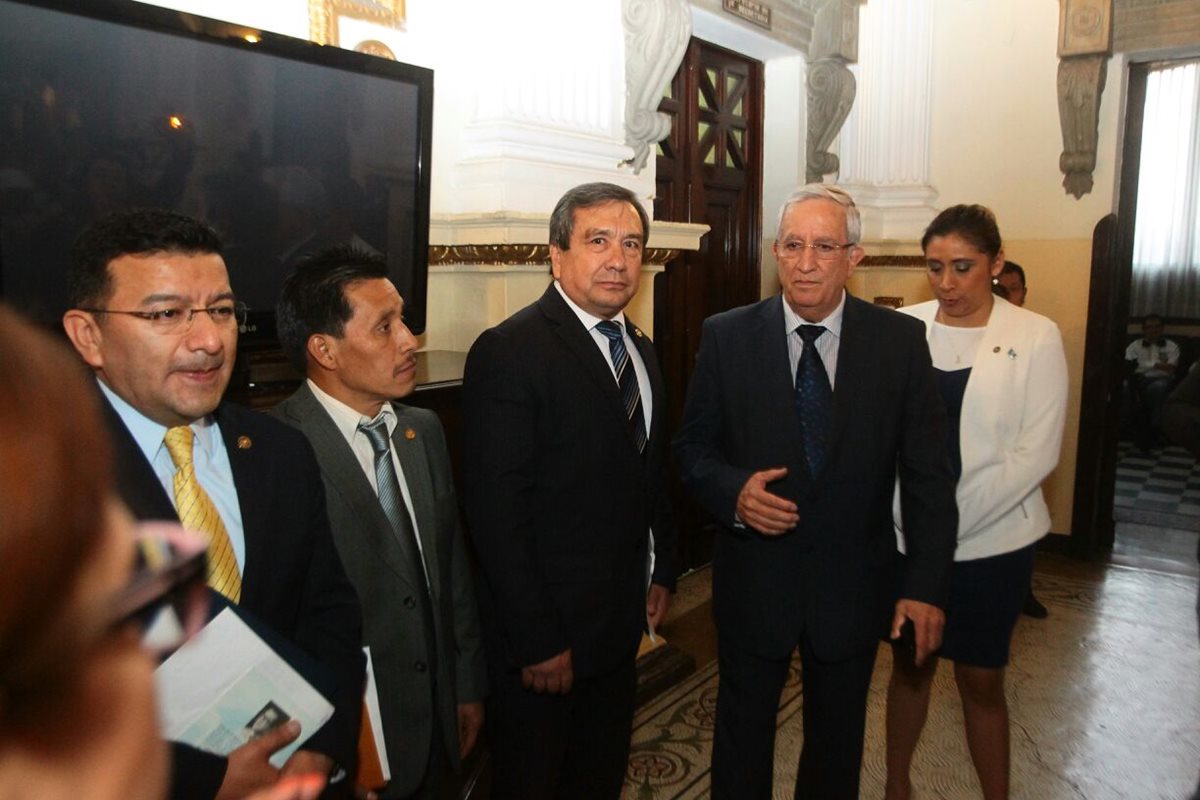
[155,608,334,768]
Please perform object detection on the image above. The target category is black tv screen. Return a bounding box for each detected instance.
[0,0,433,338]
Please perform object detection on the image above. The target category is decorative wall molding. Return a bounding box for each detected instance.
[622,0,692,173]
[429,244,681,267]
[859,254,926,268]
[805,0,864,182]
[1113,0,1200,53]
[428,212,708,267]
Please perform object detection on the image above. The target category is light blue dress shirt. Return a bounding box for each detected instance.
[99,379,246,570]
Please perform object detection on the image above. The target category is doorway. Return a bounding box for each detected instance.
[1073,57,1200,575]
[653,38,764,570]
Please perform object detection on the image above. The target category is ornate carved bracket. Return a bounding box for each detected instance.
[1056,0,1113,198]
[1057,56,1108,199]
[622,0,692,173]
[806,0,864,182]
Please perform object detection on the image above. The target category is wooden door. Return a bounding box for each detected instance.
[653,38,764,570]
[1070,62,1147,555]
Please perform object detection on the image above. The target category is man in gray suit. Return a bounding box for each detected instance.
[273,245,487,800]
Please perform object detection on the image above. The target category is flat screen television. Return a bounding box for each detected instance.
[0,0,434,346]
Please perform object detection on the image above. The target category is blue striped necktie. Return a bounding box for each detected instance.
[358,415,438,674]
[795,325,833,474]
[596,319,648,454]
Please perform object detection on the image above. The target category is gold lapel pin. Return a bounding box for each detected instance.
[633,328,644,338]
[405,427,417,440]
[237,435,252,450]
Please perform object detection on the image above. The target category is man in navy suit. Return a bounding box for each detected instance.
[463,182,678,800]
[674,184,957,799]
[61,209,363,800]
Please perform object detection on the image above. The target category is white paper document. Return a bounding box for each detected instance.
[155,608,334,767]
[362,647,391,780]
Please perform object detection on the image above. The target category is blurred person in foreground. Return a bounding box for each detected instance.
[885,206,1068,800]
[0,304,329,800]
[60,208,364,800]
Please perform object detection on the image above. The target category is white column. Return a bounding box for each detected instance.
[837,0,938,245]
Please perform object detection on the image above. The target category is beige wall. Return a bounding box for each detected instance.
[833,0,1128,537]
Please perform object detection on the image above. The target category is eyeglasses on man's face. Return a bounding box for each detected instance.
[777,240,855,263]
[79,302,249,334]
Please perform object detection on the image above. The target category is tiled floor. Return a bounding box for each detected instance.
[630,556,1200,799]
[1115,440,1200,530]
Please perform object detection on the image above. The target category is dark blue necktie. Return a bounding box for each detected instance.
[596,320,648,454]
[795,325,833,475]
[358,415,438,674]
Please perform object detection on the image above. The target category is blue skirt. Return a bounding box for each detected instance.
[939,542,1036,668]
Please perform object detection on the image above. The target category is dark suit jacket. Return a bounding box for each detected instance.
[272,385,487,798]
[462,285,678,678]
[673,293,957,661]
[104,397,365,800]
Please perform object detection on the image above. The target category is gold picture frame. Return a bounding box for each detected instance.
[309,0,406,46]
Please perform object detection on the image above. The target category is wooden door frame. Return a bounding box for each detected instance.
[1070,62,1149,556]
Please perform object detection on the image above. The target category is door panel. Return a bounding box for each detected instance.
[653,38,763,570]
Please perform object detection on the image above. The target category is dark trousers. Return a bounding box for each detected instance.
[711,634,877,800]
[383,686,451,800]
[486,659,637,800]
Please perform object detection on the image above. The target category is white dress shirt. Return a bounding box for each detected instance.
[782,290,846,389]
[307,379,429,568]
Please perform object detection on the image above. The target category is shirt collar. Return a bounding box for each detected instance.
[97,378,218,464]
[782,290,846,339]
[307,379,396,441]
[553,280,627,334]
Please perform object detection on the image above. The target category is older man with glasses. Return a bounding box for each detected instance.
[674,184,957,800]
[61,208,364,800]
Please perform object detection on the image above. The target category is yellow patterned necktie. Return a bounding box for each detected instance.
[163,425,242,603]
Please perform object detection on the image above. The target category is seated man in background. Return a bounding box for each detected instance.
[61,208,364,800]
[273,245,487,800]
[1125,313,1179,450]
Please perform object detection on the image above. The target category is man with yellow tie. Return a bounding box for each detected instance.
[61,208,364,800]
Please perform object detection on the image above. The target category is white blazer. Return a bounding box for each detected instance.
[894,297,1069,561]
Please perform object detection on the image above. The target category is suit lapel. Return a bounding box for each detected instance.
[628,319,664,465]
[101,395,178,521]
[214,404,266,594]
[277,388,425,592]
[538,286,642,454]
[828,294,869,466]
[391,409,440,599]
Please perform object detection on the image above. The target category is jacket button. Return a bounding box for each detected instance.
[403,596,416,609]
[414,661,427,673]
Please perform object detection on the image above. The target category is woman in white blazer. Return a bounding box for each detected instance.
[884,206,1068,800]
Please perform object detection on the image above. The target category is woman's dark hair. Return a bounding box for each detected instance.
[0,304,113,728]
[921,204,1002,258]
